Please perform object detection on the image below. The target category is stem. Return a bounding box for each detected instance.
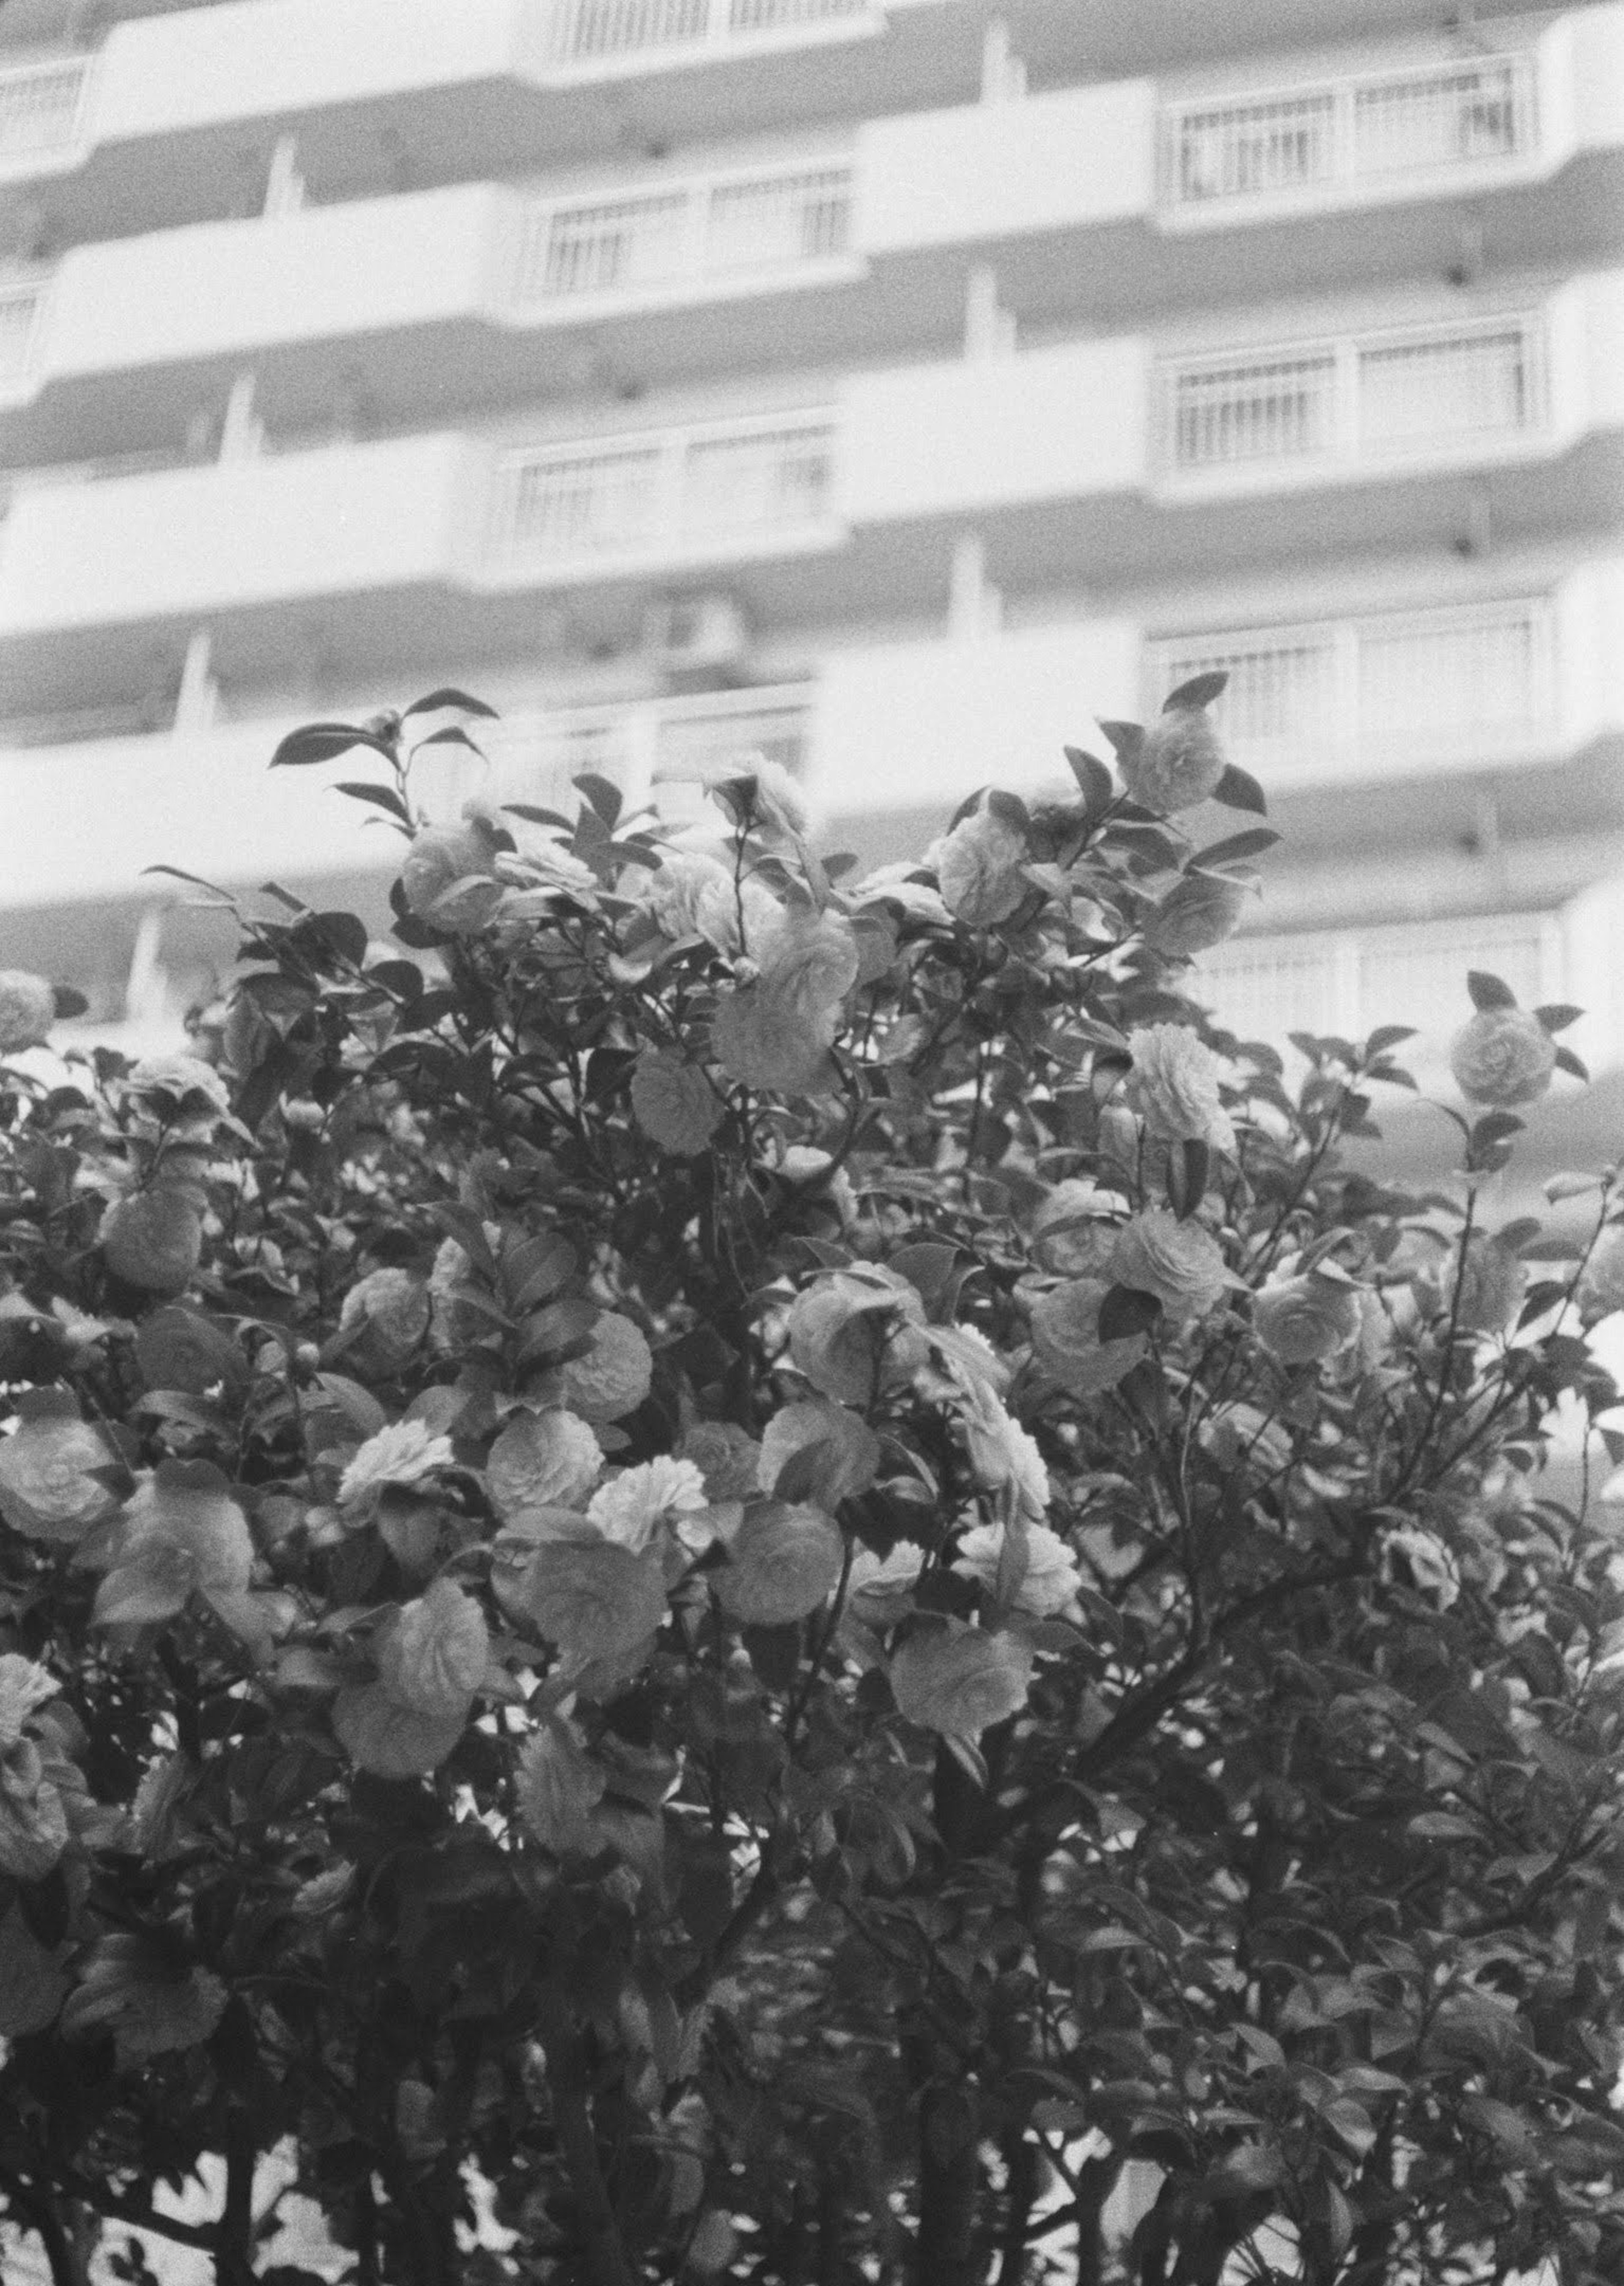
[535,1984,636,2286]
[216,2110,257,2286]
[0,2176,88,2286]
[994,2133,1039,2286]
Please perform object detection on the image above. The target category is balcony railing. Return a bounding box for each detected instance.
[1200,911,1561,1051]
[0,277,43,384]
[487,415,836,567]
[0,55,88,164]
[1147,597,1555,779]
[449,684,814,815]
[1160,314,1543,473]
[513,163,853,305]
[546,0,870,64]
[1162,50,1536,208]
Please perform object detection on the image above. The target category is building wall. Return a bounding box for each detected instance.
[0,0,1618,1061]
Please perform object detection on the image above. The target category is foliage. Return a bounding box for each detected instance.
[2,682,1624,2286]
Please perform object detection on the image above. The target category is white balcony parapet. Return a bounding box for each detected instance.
[1147,597,1558,781]
[487,413,837,567]
[513,162,853,305]
[0,54,89,167]
[1160,312,1544,474]
[453,682,814,815]
[0,276,44,385]
[545,0,872,66]
[1199,909,1564,1053]
[1161,49,1537,209]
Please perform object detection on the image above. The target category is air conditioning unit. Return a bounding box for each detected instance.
[645,592,751,689]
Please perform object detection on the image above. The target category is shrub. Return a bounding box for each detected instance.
[1,680,1622,2286]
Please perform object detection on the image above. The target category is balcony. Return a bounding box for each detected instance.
[0,52,89,171]
[514,161,853,302]
[1158,312,1547,483]
[1144,597,1560,787]
[1159,51,1539,216]
[543,0,875,67]
[1193,888,1624,1087]
[483,413,839,577]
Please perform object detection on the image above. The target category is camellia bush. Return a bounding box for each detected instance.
[5,677,1624,2286]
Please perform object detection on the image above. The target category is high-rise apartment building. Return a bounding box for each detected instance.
[0,0,1619,1070]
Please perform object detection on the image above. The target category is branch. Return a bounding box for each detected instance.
[0,2174,90,2286]
[535,1984,636,2286]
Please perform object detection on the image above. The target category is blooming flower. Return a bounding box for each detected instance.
[127,1055,230,1116]
[587,1456,710,1553]
[401,811,505,934]
[0,1413,122,1544]
[1110,1209,1230,1321]
[1449,1006,1556,1108]
[1029,1277,1147,1395]
[1252,1270,1363,1365]
[1121,706,1227,814]
[1126,1024,1235,1153]
[954,1521,1081,1618]
[641,850,779,956]
[487,1409,601,1518]
[958,1380,1050,1522]
[339,1267,431,1367]
[1029,1182,1125,1278]
[338,1420,455,1517]
[935,800,1029,927]
[0,970,55,1055]
[1199,1402,1291,1477]
[428,1226,502,1357]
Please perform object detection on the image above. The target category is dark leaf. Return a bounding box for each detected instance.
[1555,1045,1590,1082]
[269,722,400,770]
[412,725,486,755]
[1533,1002,1583,1034]
[1210,764,1267,814]
[1467,970,1518,1013]
[1096,719,1143,765]
[573,773,624,828]
[404,688,501,720]
[50,985,88,1020]
[1165,1138,1210,1220]
[1193,829,1279,869]
[1098,1286,1162,1343]
[335,780,413,825]
[1063,746,1114,814]
[1163,670,1228,712]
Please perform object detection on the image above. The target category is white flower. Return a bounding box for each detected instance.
[1029,1182,1126,1278]
[339,1420,455,1516]
[1146,872,1251,959]
[958,1381,1049,1522]
[587,1456,709,1553]
[487,1409,602,1517]
[1252,1271,1363,1365]
[696,755,810,842]
[1120,706,1227,814]
[641,849,779,955]
[1448,1006,1556,1108]
[1199,1403,1291,1477]
[340,1268,431,1365]
[1438,1237,1527,1336]
[127,1055,230,1114]
[935,800,1029,927]
[1126,1025,1234,1154]
[954,1521,1081,1618]
[1110,1209,1230,1321]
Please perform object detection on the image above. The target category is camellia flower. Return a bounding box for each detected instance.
[1120,704,1228,815]
[712,907,860,1096]
[1449,1006,1556,1108]
[401,810,506,935]
[126,1055,230,1118]
[954,1520,1082,1618]
[1199,1401,1291,1477]
[934,799,1029,927]
[338,1420,455,1518]
[1252,1270,1363,1365]
[587,1456,710,1553]
[958,1379,1050,1523]
[428,1225,502,1356]
[0,1412,122,1544]
[1110,1209,1230,1321]
[1125,1024,1235,1153]
[1029,1277,1147,1395]
[699,755,809,843]
[339,1268,431,1367]
[1029,1181,1125,1278]
[641,849,779,957]
[0,970,56,1054]
[487,1409,602,1518]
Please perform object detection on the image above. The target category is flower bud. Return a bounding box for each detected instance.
[1448,1006,1555,1108]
